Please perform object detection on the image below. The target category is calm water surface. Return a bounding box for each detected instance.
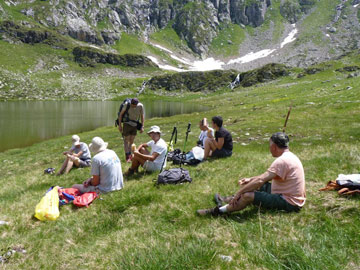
[0,100,208,152]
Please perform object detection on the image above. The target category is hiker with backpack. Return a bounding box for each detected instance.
[124,125,167,176]
[203,116,233,160]
[72,137,124,193]
[197,132,306,216]
[117,98,145,162]
[57,135,91,175]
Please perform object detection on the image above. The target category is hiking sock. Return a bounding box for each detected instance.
[219,205,228,213]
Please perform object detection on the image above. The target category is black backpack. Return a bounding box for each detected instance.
[157,168,192,185]
[115,98,131,127]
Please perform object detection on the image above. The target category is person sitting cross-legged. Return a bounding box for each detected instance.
[197,132,306,216]
[203,116,232,160]
[124,125,167,176]
[57,135,91,175]
[72,137,123,194]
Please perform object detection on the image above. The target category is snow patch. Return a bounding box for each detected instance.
[170,55,191,65]
[354,4,359,8]
[147,56,184,72]
[151,44,173,54]
[280,27,298,48]
[189,58,225,71]
[227,49,276,65]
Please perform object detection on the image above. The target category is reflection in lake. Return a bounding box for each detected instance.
[0,100,208,152]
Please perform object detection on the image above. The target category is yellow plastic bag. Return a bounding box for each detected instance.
[34,186,60,221]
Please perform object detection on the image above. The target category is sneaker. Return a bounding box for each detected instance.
[214,193,234,206]
[196,206,221,216]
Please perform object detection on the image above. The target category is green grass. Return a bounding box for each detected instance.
[1,54,360,269]
[209,23,246,57]
[150,22,190,53]
[296,0,339,46]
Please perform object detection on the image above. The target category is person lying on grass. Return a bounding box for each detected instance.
[72,137,124,193]
[203,116,233,160]
[197,132,306,216]
[57,135,91,175]
[124,125,167,176]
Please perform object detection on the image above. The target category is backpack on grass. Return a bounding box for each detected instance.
[157,168,192,185]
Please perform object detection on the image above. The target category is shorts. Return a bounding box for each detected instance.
[253,183,301,212]
[212,148,232,158]
[123,123,137,136]
[77,159,91,168]
[143,161,162,172]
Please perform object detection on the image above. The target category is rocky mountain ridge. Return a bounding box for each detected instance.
[0,0,316,57]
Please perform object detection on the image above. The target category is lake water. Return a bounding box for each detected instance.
[0,100,208,152]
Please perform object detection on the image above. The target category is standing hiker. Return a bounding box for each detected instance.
[203,116,233,160]
[57,135,91,175]
[72,137,123,193]
[197,132,306,216]
[124,125,167,176]
[118,98,145,162]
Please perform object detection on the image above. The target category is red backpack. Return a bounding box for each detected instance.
[73,192,98,207]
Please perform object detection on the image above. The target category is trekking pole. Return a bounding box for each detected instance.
[160,126,177,173]
[180,123,191,168]
[283,102,292,133]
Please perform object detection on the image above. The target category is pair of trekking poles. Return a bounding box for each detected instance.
[160,123,191,172]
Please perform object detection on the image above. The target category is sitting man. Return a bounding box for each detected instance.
[57,135,91,175]
[125,125,167,176]
[197,132,306,216]
[72,137,123,193]
[203,116,233,160]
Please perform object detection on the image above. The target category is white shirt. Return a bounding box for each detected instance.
[147,138,167,169]
[198,128,214,148]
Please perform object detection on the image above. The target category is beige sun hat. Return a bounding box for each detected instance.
[72,135,81,147]
[89,137,108,153]
[147,125,161,134]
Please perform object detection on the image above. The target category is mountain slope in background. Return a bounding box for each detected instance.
[0,0,360,99]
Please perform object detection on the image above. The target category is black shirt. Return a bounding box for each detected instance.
[215,127,233,151]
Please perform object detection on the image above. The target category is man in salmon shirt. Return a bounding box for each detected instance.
[197,132,306,216]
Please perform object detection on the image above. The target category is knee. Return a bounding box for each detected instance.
[242,192,254,203]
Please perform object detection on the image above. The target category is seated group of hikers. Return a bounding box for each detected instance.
[57,101,306,216]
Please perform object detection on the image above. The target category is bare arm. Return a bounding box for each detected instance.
[140,112,145,133]
[83,175,100,187]
[118,109,126,132]
[134,151,159,162]
[231,171,276,202]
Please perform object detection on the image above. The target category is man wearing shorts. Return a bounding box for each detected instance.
[124,125,167,176]
[118,98,145,162]
[203,116,232,160]
[197,132,306,216]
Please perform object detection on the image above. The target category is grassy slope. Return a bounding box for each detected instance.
[1,54,360,269]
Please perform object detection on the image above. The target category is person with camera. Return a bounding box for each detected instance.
[118,98,145,163]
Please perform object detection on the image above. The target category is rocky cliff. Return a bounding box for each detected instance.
[0,0,314,56]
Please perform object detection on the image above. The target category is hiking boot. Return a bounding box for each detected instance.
[214,193,234,206]
[196,206,221,216]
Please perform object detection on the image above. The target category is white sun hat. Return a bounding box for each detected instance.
[89,137,108,153]
[72,135,81,147]
[147,125,161,134]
